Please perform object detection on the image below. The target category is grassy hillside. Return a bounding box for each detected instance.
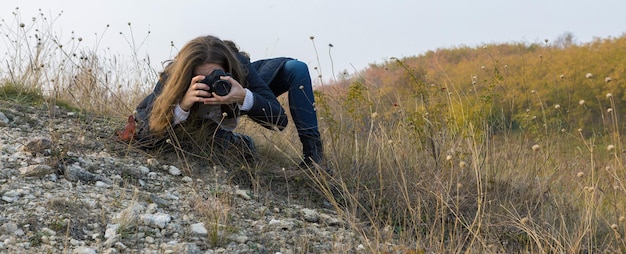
[3,7,626,252]
[311,34,626,252]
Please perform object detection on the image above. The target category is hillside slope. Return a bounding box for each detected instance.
[0,99,362,253]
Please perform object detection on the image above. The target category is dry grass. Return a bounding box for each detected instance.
[3,7,626,253]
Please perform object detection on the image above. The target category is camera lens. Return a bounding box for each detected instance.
[213,80,231,96]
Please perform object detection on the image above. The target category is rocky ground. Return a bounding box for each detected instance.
[0,100,366,254]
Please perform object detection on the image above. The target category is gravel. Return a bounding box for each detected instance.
[0,100,364,253]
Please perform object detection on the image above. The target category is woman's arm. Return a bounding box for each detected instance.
[240,56,288,131]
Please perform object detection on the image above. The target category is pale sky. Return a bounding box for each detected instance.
[1,0,625,84]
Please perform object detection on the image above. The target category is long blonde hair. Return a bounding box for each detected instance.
[149,35,247,136]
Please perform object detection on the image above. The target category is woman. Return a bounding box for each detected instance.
[133,35,325,169]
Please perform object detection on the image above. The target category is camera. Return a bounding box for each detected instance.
[199,69,232,96]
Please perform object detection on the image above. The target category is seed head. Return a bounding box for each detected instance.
[481,66,485,70]
[531,90,536,94]
[585,73,593,79]
[561,128,566,133]
[579,100,585,105]
[532,144,540,152]
[459,161,467,169]
[446,155,453,161]
[608,108,613,113]
[607,93,613,98]
[554,104,560,109]
[560,74,565,79]
[371,112,378,119]
[607,144,615,151]
[577,172,585,178]
[605,77,612,83]
[612,224,619,230]
[578,128,583,132]
[587,186,595,193]
[309,36,315,40]
[222,112,228,117]
[619,216,625,222]
[520,217,529,225]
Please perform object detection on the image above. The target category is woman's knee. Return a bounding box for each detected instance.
[283,60,309,76]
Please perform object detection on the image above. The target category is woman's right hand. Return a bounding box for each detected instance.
[179,75,212,111]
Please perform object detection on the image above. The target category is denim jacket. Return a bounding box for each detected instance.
[133,54,292,147]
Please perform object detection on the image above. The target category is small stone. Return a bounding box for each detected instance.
[138,165,150,174]
[301,208,320,223]
[42,227,57,236]
[182,176,192,183]
[190,223,207,236]
[19,164,53,177]
[72,246,96,254]
[104,224,119,239]
[235,189,251,200]
[168,166,181,176]
[95,181,111,188]
[23,138,53,154]
[0,112,9,124]
[148,193,170,207]
[1,222,19,235]
[146,203,158,214]
[140,213,171,229]
[145,236,155,244]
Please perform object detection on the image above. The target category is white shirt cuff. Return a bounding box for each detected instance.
[239,89,254,111]
[173,103,190,125]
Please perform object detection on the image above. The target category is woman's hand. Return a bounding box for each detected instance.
[179,75,213,112]
[202,76,247,106]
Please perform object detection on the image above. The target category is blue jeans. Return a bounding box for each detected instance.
[266,60,320,140]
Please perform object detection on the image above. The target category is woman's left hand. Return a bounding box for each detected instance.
[202,76,247,105]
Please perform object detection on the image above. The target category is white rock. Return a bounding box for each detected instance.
[235,189,251,200]
[301,208,320,223]
[3,189,19,198]
[19,164,52,177]
[145,236,155,244]
[95,181,110,188]
[140,213,171,229]
[1,195,16,203]
[181,176,192,183]
[138,165,150,174]
[72,246,96,254]
[104,224,119,239]
[0,112,9,124]
[168,165,181,176]
[189,223,207,236]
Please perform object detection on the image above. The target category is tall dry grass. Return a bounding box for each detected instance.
[310,41,626,253]
[0,7,156,116]
[3,6,626,253]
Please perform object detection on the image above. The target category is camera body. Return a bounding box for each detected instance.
[200,69,232,96]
